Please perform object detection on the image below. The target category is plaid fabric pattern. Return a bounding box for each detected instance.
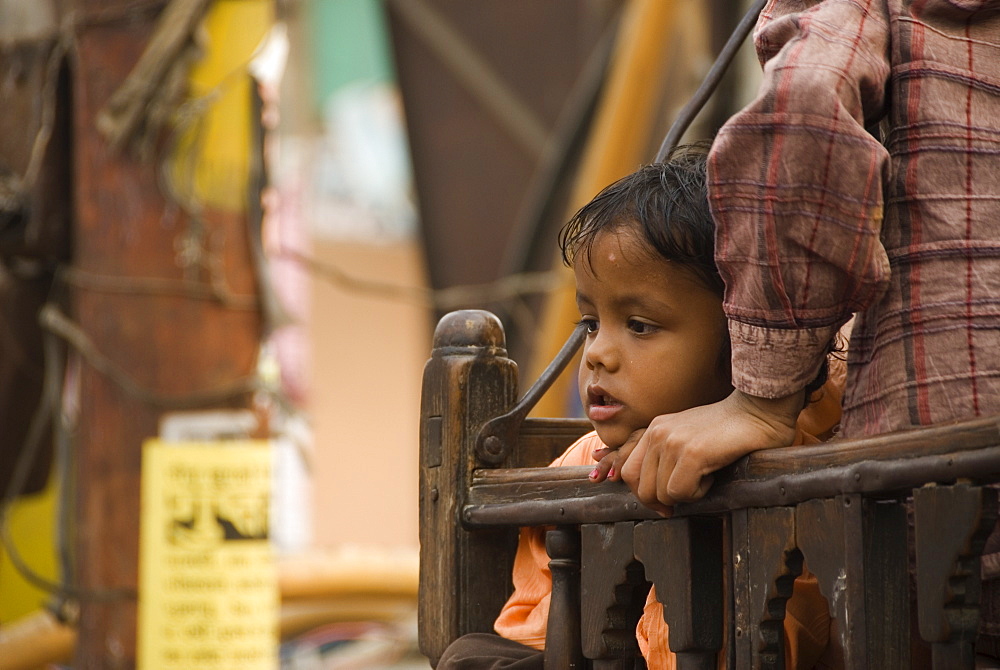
[709,0,1000,439]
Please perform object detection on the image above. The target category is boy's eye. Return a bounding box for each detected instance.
[579,318,598,333]
[627,319,656,335]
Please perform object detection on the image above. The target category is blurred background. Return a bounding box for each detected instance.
[0,0,760,667]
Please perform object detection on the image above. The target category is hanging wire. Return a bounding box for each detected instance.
[40,305,261,409]
[0,1,769,604]
[0,300,135,604]
[655,0,767,161]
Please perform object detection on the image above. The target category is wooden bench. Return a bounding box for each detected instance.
[418,309,1000,669]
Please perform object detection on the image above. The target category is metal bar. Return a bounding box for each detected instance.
[655,0,767,160]
[474,323,586,464]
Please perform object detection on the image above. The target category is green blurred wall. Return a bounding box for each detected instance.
[307,0,394,110]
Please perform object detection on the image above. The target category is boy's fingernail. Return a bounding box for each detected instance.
[589,468,599,480]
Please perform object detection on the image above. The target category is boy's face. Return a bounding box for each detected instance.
[575,228,732,449]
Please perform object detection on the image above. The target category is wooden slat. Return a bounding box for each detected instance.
[914,484,998,669]
[862,499,910,669]
[581,522,647,665]
[636,518,723,670]
[736,414,1000,479]
[545,527,585,669]
[745,508,798,670]
[463,425,1000,527]
[731,510,751,670]
[466,469,659,526]
[796,496,868,668]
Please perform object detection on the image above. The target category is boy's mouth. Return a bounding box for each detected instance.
[586,386,623,422]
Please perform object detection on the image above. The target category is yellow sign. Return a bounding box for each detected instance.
[138,440,277,669]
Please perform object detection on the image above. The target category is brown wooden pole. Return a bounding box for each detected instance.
[69,3,261,667]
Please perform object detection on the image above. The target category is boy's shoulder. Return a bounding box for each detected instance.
[550,430,604,467]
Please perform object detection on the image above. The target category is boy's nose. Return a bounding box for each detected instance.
[584,330,618,371]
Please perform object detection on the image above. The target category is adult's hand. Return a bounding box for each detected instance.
[618,389,804,512]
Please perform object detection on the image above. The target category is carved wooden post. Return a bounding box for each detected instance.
[636,517,724,670]
[797,495,909,669]
[418,310,519,664]
[860,498,909,669]
[546,526,585,669]
[581,522,649,668]
[731,507,799,670]
[913,483,998,669]
[796,496,865,668]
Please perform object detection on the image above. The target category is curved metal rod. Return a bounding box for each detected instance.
[655,0,767,161]
[475,3,768,464]
[475,323,587,464]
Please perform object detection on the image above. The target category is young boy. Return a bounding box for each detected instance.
[437,144,843,669]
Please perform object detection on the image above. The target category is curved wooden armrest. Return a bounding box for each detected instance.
[465,414,1000,527]
[696,412,1000,512]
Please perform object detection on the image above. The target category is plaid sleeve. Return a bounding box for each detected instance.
[708,0,892,398]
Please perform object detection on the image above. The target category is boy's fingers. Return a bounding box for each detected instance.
[591,446,613,461]
[609,431,643,482]
[668,466,715,503]
[589,452,615,482]
[619,428,650,485]
[635,448,676,509]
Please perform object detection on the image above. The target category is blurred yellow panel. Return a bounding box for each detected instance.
[0,480,57,623]
[171,0,274,212]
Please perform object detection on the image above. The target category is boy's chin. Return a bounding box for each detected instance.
[593,425,629,450]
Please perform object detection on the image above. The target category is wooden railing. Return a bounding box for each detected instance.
[418,309,1000,669]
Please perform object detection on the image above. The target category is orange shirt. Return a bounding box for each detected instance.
[494,370,845,669]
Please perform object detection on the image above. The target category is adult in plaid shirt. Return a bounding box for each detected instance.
[611,0,1000,658]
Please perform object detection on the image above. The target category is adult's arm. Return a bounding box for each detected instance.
[709,0,892,399]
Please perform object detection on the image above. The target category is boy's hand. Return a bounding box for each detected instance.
[589,428,645,482]
[618,389,804,512]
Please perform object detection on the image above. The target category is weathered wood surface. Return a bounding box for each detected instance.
[636,518,723,670]
[418,310,519,665]
[420,310,1000,670]
[545,527,585,669]
[914,484,998,669]
[581,522,647,666]
[745,507,798,670]
[464,415,1000,527]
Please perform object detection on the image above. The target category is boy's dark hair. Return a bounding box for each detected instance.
[558,141,834,407]
[558,141,723,297]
